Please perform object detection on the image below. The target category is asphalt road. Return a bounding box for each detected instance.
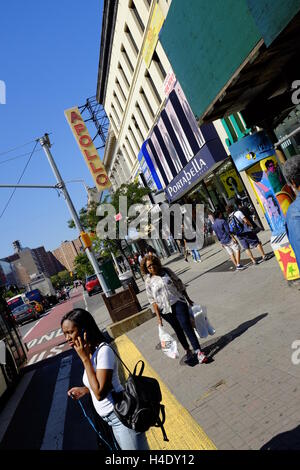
[0,287,114,451]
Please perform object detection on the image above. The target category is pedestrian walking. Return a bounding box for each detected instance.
[179,224,189,262]
[188,245,202,263]
[283,155,300,267]
[61,308,149,450]
[226,204,267,265]
[212,209,244,270]
[141,254,207,364]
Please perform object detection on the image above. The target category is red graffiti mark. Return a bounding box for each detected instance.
[278,250,296,275]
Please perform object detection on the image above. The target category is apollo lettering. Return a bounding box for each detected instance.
[65,107,110,189]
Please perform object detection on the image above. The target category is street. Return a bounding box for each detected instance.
[0,286,107,450]
[1,234,300,451]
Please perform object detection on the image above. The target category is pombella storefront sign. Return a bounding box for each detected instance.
[64,106,111,191]
[166,139,226,202]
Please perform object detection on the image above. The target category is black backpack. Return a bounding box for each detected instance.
[93,344,168,441]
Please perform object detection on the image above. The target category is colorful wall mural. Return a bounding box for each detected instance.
[230,131,299,281]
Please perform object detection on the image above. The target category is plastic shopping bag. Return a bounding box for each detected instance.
[189,305,216,338]
[158,325,179,359]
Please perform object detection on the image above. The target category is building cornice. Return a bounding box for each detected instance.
[96,0,119,104]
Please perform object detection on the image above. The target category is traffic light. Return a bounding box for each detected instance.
[80,231,92,249]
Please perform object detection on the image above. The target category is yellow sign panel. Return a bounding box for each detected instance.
[219,168,244,198]
[143,3,165,68]
[64,106,111,191]
[274,246,300,281]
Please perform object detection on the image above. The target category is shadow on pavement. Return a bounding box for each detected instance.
[156,313,268,367]
[163,254,185,265]
[260,425,300,450]
[202,313,269,360]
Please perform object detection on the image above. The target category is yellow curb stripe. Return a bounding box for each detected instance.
[114,334,217,450]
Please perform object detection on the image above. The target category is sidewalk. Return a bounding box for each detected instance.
[92,232,300,450]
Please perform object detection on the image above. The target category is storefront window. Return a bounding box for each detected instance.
[274,104,300,158]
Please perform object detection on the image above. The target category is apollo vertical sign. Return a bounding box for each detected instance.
[64,106,111,190]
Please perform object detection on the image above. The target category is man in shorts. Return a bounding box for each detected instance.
[212,209,244,270]
[226,205,267,265]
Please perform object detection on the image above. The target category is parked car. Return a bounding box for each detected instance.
[11,303,39,325]
[28,300,44,314]
[85,274,102,296]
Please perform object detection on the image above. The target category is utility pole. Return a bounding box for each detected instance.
[39,134,111,296]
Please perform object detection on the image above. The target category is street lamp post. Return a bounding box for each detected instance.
[39,134,111,296]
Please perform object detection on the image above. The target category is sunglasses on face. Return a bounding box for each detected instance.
[146,264,155,269]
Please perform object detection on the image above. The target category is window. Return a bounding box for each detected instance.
[109,113,119,133]
[145,70,162,105]
[124,24,139,55]
[115,78,127,103]
[113,91,124,114]
[152,50,166,79]
[129,125,140,151]
[125,136,137,162]
[118,62,130,89]
[121,45,134,73]
[129,0,145,32]
[140,87,155,118]
[122,144,133,167]
[135,102,150,130]
[132,114,145,141]
[111,104,120,125]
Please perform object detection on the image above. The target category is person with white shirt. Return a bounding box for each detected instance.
[61,308,148,450]
[141,254,207,364]
[226,204,267,265]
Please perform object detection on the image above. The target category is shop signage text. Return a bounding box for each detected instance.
[64,106,111,191]
[165,144,219,202]
[229,131,274,172]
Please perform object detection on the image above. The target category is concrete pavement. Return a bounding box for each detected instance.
[88,231,300,450]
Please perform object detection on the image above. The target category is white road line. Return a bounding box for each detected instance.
[83,292,88,311]
[40,355,73,450]
[23,319,42,339]
[0,370,35,442]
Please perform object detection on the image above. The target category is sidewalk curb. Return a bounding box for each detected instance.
[114,334,217,450]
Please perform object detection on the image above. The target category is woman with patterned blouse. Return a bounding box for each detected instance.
[141,255,207,364]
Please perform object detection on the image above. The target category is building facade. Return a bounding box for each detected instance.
[97,0,172,189]
[0,260,16,288]
[51,239,83,273]
[97,0,269,234]
[158,0,300,280]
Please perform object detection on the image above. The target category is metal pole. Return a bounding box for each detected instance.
[39,134,111,296]
[274,126,300,148]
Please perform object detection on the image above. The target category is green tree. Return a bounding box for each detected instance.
[4,290,17,299]
[51,271,72,290]
[73,253,94,281]
[67,181,152,272]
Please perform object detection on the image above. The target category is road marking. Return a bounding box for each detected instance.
[26,344,66,366]
[23,319,42,339]
[115,335,217,450]
[83,292,88,311]
[0,370,35,442]
[40,355,73,450]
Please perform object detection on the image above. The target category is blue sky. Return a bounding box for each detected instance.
[0,0,104,259]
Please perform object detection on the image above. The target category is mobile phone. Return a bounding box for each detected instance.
[80,328,87,341]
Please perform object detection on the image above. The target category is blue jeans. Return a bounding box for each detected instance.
[162,300,200,351]
[102,410,149,450]
[191,249,201,261]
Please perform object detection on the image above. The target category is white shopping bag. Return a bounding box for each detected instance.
[189,305,215,338]
[158,325,179,359]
